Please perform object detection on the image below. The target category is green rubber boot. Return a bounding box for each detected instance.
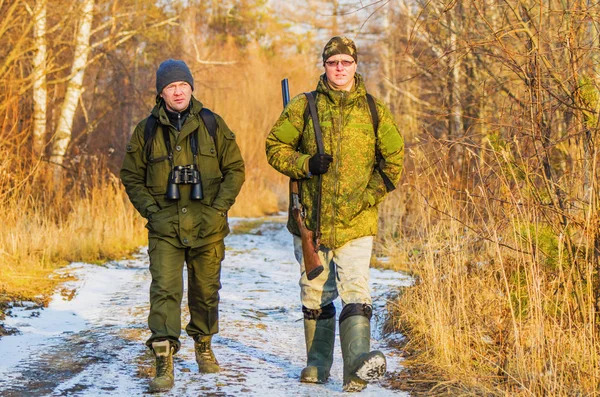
[195,335,220,373]
[339,304,386,392]
[149,340,174,393]
[300,316,336,383]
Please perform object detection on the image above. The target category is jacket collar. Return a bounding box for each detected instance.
[152,96,204,124]
[316,73,367,106]
[151,96,205,143]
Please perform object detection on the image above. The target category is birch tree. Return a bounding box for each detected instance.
[32,0,47,157]
[49,0,94,171]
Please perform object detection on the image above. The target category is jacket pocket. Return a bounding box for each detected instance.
[146,158,170,194]
[198,204,227,239]
[338,189,367,227]
[147,205,177,237]
[199,143,222,178]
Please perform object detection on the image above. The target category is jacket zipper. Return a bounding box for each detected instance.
[331,92,345,246]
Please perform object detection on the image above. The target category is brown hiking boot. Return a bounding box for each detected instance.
[149,340,174,393]
[195,335,220,373]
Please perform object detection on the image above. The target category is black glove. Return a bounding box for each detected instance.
[308,153,333,175]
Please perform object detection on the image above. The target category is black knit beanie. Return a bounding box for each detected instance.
[156,59,194,94]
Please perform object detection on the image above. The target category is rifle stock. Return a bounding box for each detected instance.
[290,179,324,280]
[281,78,324,281]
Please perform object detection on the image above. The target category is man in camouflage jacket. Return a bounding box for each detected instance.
[121,59,245,393]
[266,37,404,392]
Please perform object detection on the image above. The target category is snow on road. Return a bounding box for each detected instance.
[0,216,412,396]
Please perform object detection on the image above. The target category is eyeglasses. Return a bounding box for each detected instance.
[325,59,355,68]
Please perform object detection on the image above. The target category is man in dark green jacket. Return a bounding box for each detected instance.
[266,37,404,392]
[120,59,245,393]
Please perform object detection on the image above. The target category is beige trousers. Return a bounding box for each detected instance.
[293,235,374,310]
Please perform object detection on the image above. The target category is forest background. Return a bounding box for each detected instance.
[1,0,599,395]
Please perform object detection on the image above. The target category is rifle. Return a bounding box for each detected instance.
[281,78,324,280]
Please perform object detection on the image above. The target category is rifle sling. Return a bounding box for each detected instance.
[304,92,324,244]
[305,92,324,154]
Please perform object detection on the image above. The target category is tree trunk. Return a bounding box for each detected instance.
[446,9,464,185]
[447,13,462,138]
[32,0,47,158]
[49,0,95,173]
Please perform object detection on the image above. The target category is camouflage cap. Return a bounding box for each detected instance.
[322,36,358,63]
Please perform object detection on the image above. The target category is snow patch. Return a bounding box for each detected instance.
[0,217,412,396]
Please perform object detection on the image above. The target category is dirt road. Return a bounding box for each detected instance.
[0,217,411,396]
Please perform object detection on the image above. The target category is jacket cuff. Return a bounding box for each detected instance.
[297,154,311,178]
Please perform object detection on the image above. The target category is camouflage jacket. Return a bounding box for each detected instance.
[120,96,245,248]
[266,74,404,249]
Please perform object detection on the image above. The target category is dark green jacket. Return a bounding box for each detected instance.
[266,74,404,249]
[120,96,245,248]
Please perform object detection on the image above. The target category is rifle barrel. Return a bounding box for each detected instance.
[281,78,290,107]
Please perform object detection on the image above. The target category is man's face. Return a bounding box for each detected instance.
[160,81,192,112]
[324,54,357,91]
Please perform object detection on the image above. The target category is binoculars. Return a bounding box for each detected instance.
[165,164,203,201]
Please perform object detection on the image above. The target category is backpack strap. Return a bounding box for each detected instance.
[366,93,379,133]
[200,107,218,157]
[162,123,172,158]
[142,114,187,162]
[143,115,158,162]
[366,93,396,192]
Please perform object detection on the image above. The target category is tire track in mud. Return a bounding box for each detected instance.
[0,217,411,396]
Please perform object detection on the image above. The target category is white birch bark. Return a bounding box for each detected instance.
[447,12,462,138]
[32,0,47,157]
[49,0,94,167]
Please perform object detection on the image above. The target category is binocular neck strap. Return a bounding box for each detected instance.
[162,125,201,168]
[190,130,199,165]
[162,126,173,169]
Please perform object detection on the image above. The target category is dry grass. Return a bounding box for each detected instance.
[0,161,147,317]
[0,32,596,396]
[382,140,600,396]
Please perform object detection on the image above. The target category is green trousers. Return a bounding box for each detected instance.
[146,237,225,352]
